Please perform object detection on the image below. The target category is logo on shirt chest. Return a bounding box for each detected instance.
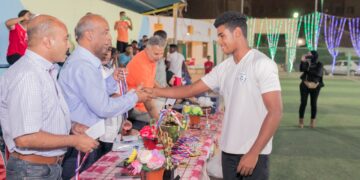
[237,72,247,83]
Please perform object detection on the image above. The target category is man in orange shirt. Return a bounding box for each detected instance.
[114,11,132,53]
[126,36,166,129]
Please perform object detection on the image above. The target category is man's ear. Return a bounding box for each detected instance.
[42,36,53,49]
[233,27,243,38]
[84,30,93,41]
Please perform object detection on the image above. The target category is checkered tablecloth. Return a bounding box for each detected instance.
[79,113,223,180]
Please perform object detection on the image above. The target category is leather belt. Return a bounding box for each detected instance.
[11,152,64,165]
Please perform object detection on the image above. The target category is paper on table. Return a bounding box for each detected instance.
[165,98,176,106]
[85,120,105,139]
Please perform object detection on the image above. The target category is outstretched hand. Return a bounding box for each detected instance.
[135,85,153,103]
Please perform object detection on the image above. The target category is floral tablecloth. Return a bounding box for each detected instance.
[79,112,223,180]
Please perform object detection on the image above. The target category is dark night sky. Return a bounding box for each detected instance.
[184,0,359,19]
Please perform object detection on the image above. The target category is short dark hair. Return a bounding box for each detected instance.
[131,40,138,44]
[214,11,247,38]
[169,44,177,49]
[18,10,29,18]
[120,11,125,15]
[153,30,167,40]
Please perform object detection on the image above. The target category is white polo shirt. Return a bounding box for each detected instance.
[201,49,281,154]
[167,52,184,77]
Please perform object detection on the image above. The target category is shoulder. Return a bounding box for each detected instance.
[4,61,41,87]
[61,55,98,78]
[251,49,276,67]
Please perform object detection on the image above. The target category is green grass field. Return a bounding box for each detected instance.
[270,74,360,180]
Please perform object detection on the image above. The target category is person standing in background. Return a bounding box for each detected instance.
[298,51,324,128]
[131,40,139,55]
[114,11,132,53]
[5,10,32,65]
[154,30,168,88]
[118,45,133,67]
[167,44,184,86]
[204,55,214,74]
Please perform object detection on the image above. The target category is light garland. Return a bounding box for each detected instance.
[324,14,347,74]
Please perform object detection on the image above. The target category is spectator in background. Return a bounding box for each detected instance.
[114,11,132,53]
[182,61,192,85]
[118,45,133,67]
[154,30,168,88]
[5,10,32,65]
[101,47,115,78]
[204,55,214,74]
[167,44,185,86]
[138,35,148,50]
[298,51,324,128]
[131,40,139,55]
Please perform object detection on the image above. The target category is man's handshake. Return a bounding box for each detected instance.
[135,85,157,103]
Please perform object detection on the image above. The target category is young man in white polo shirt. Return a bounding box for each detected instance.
[147,11,282,180]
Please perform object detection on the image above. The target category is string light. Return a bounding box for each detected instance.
[324,14,347,74]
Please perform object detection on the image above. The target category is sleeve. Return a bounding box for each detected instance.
[201,64,221,90]
[105,75,119,95]
[299,61,309,72]
[8,73,42,138]
[255,59,281,94]
[75,65,138,119]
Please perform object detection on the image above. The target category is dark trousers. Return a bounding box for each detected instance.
[6,53,22,65]
[116,41,128,53]
[299,82,321,119]
[7,156,62,180]
[222,152,269,180]
[61,142,112,180]
[128,109,150,130]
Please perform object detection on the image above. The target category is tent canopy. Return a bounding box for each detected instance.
[103,0,183,14]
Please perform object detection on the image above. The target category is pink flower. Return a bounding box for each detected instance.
[130,160,142,174]
[137,150,153,164]
[140,126,157,139]
[147,150,165,170]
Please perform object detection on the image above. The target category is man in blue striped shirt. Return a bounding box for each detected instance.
[0,15,99,180]
[58,14,151,179]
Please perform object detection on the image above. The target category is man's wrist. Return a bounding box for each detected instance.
[68,135,78,147]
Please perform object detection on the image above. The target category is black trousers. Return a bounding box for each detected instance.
[222,152,269,180]
[116,41,128,53]
[6,53,22,65]
[299,82,321,119]
[61,141,112,180]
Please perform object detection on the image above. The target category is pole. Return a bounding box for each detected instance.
[315,0,318,13]
[241,0,244,14]
[173,3,179,44]
[321,0,324,12]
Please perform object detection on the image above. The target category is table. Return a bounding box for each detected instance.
[79,112,223,180]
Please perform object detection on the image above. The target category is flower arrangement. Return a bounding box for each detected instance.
[127,149,166,175]
[139,125,159,150]
[183,105,203,128]
[183,105,203,116]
